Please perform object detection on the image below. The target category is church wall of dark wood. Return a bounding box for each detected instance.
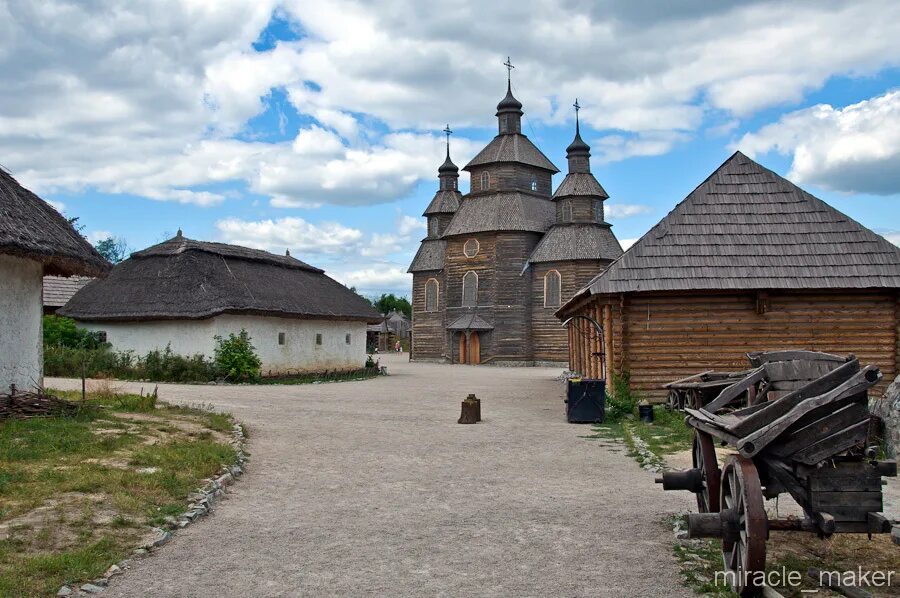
[530,260,609,362]
[468,164,552,196]
[411,272,446,359]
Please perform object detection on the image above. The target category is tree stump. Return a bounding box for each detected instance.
[467,393,482,421]
[458,395,479,424]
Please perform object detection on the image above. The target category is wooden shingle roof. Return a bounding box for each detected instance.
[0,169,110,276]
[442,192,555,237]
[552,173,609,200]
[529,224,623,263]
[408,239,446,272]
[422,190,461,216]
[464,134,559,173]
[564,151,900,304]
[43,276,93,309]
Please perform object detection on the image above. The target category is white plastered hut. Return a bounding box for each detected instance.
[0,168,110,392]
[60,233,382,375]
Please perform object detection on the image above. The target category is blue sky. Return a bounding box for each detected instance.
[2,1,899,298]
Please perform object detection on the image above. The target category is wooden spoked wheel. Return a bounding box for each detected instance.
[720,455,767,597]
[692,430,720,513]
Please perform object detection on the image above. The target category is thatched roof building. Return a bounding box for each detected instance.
[61,233,381,376]
[558,151,900,399]
[0,168,108,276]
[61,232,379,322]
[43,276,93,314]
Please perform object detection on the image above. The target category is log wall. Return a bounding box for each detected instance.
[410,272,445,360]
[565,289,899,401]
[531,260,608,362]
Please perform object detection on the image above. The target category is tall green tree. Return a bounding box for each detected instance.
[94,236,130,263]
[372,293,411,317]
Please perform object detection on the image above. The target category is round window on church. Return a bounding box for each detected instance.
[463,238,480,258]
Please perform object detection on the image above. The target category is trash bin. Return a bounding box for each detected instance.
[566,378,605,423]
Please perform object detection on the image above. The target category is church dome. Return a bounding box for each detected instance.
[496,83,523,114]
[566,130,590,155]
[438,154,459,175]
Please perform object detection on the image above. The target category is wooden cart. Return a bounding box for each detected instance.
[664,369,751,411]
[657,351,898,596]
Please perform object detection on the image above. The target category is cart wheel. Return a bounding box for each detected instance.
[720,455,767,597]
[666,390,679,411]
[692,430,721,513]
[688,389,703,409]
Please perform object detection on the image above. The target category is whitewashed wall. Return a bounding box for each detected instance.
[0,255,43,391]
[80,314,368,375]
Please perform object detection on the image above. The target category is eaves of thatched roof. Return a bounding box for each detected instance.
[60,235,381,323]
[0,169,110,276]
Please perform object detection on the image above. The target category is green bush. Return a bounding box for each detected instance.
[213,329,261,382]
[605,370,639,422]
[43,344,214,383]
[43,315,105,349]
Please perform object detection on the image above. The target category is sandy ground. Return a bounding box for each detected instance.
[47,354,692,598]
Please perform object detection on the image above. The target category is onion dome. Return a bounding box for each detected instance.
[438,153,458,175]
[496,82,523,115]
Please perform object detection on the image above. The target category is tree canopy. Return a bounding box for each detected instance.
[94,237,130,264]
[371,293,411,317]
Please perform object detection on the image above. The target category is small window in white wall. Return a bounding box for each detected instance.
[278,332,285,345]
[345,333,352,345]
[315,333,323,346]
[97,331,108,343]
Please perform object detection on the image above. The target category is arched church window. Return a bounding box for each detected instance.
[463,238,479,258]
[544,270,561,307]
[480,171,490,191]
[561,201,573,222]
[462,271,478,306]
[428,217,438,237]
[425,278,439,312]
[530,176,538,192]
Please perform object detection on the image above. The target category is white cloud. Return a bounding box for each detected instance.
[46,199,66,213]
[594,131,691,163]
[3,0,900,208]
[605,203,652,219]
[396,213,426,236]
[737,90,900,195]
[215,217,364,255]
[330,266,412,294]
[619,238,640,251]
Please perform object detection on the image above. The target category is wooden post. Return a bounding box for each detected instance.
[458,395,479,424]
[604,303,613,381]
[467,393,481,421]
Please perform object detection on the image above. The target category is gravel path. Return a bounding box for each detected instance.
[48,355,692,597]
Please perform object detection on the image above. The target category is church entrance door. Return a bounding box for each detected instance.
[469,332,481,365]
[458,333,467,364]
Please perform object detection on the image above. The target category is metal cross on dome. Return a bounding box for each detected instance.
[504,56,515,83]
[443,124,452,155]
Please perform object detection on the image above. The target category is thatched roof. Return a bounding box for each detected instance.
[464,134,559,173]
[43,276,93,309]
[60,234,381,323]
[529,224,623,263]
[560,152,900,311]
[442,192,555,237]
[408,239,446,272]
[0,169,109,276]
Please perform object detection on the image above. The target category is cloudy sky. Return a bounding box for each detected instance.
[3,0,899,297]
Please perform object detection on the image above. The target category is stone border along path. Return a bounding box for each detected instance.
[56,422,249,596]
[48,354,694,597]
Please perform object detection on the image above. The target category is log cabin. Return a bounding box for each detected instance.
[556,151,900,401]
[408,84,622,366]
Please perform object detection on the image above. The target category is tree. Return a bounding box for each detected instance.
[94,236,130,264]
[372,293,411,317]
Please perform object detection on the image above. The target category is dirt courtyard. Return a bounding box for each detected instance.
[48,354,692,597]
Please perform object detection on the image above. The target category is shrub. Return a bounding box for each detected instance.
[605,370,639,422]
[43,315,105,349]
[213,330,261,382]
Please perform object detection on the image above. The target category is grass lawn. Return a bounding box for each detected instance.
[0,387,236,597]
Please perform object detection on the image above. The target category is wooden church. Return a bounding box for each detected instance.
[408,74,623,365]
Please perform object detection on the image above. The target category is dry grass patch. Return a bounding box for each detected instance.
[0,387,236,597]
